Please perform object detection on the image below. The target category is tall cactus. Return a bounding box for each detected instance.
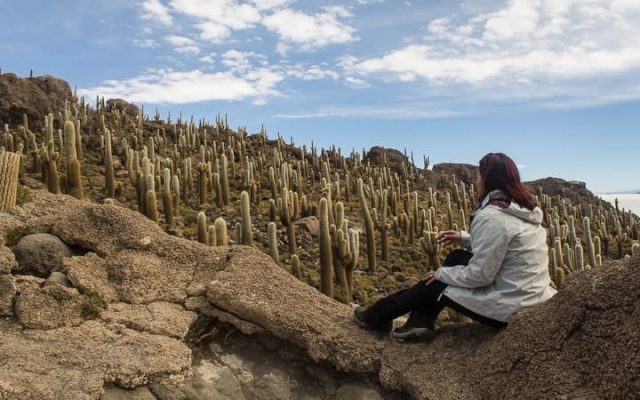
[64,120,83,199]
[239,191,253,245]
[583,217,597,268]
[197,211,208,244]
[319,198,333,297]
[162,168,174,230]
[357,178,376,273]
[103,124,115,198]
[279,188,297,255]
[214,217,228,246]
[221,153,230,205]
[268,221,280,264]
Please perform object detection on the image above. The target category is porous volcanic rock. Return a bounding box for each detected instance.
[14,284,85,329]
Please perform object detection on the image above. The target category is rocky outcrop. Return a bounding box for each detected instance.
[106,99,140,118]
[0,189,638,400]
[432,163,478,186]
[0,73,73,130]
[364,146,410,174]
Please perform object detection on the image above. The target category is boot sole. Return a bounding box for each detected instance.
[392,327,435,342]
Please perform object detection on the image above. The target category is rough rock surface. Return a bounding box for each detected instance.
[1,190,638,400]
[0,319,191,400]
[0,73,73,130]
[0,274,16,315]
[101,302,197,339]
[0,245,16,274]
[15,284,86,329]
[12,232,73,277]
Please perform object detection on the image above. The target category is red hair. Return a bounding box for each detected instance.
[478,153,536,210]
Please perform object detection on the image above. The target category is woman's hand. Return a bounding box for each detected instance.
[437,230,462,246]
[423,271,438,286]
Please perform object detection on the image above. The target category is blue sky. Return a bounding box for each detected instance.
[1,0,639,192]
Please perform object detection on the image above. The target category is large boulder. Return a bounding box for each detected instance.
[12,233,73,277]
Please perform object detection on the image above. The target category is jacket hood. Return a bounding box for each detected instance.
[500,202,544,225]
[480,190,544,225]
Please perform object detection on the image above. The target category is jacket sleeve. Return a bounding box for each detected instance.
[459,230,471,250]
[436,212,510,288]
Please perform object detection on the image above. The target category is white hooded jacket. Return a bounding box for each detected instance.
[435,190,557,322]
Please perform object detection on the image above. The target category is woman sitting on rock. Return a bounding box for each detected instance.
[354,152,556,340]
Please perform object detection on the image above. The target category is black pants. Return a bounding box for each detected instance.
[361,249,507,329]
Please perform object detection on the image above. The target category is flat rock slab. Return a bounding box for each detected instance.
[0,320,191,400]
[101,302,197,340]
[205,246,386,374]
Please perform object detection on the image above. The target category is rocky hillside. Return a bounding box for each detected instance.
[0,189,638,400]
[1,72,639,399]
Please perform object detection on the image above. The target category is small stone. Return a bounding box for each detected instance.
[44,271,72,288]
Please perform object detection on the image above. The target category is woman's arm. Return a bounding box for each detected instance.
[435,213,510,288]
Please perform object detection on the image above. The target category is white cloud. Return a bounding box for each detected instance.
[250,0,292,10]
[284,64,340,80]
[263,6,357,52]
[164,34,200,54]
[344,0,640,106]
[344,76,370,88]
[141,0,173,25]
[199,53,217,63]
[79,68,283,104]
[170,0,262,43]
[132,38,158,48]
